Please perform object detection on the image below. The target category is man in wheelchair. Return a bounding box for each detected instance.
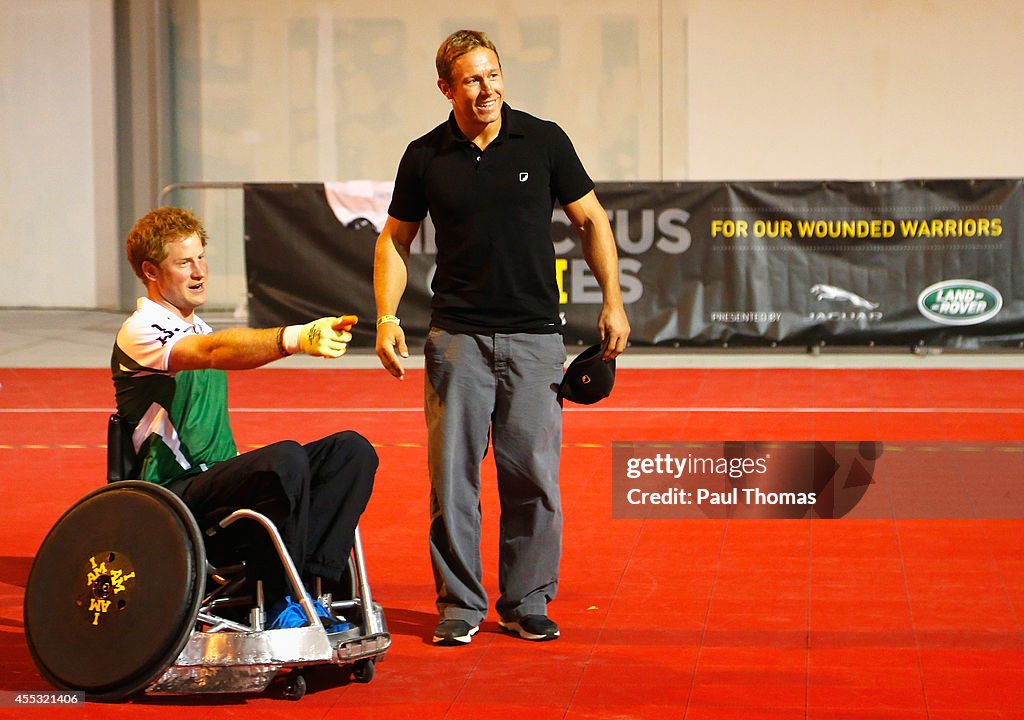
[112,205,377,626]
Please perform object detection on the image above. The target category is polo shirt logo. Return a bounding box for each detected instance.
[519,172,529,182]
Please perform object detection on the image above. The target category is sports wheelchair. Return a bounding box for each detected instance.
[22,414,390,702]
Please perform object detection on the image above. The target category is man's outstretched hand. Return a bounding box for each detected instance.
[299,315,358,358]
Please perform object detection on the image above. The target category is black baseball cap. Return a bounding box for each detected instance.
[557,343,616,405]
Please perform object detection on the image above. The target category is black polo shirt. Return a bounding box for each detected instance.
[389,104,594,333]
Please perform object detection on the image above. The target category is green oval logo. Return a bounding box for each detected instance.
[917,279,1002,326]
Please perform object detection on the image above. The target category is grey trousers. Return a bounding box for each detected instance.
[424,328,566,625]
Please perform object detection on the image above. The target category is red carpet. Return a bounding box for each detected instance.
[1,367,1023,719]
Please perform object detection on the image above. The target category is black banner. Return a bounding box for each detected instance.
[244,179,1024,348]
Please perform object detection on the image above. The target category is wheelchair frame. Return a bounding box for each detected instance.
[23,415,390,701]
[155,502,389,696]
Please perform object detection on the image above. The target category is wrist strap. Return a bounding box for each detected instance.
[376,314,401,327]
[276,327,291,356]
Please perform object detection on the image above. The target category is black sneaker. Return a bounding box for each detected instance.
[433,619,479,645]
[499,614,560,641]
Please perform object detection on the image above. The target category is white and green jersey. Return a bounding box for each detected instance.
[111,297,237,485]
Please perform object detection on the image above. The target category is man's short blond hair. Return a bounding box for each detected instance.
[436,29,500,85]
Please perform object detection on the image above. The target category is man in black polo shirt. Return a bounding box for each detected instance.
[373,29,629,646]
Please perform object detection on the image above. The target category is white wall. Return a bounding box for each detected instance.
[2,0,1022,309]
[179,0,1024,185]
[176,0,664,183]
[0,0,116,308]
[687,0,1024,179]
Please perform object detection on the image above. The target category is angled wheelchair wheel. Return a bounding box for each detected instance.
[24,481,206,702]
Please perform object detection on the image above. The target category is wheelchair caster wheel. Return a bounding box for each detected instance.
[281,671,306,701]
[352,659,375,683]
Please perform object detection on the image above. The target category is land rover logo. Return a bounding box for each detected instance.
[917,279,1002,326]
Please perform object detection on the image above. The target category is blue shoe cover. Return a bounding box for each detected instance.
[268,594,352,632]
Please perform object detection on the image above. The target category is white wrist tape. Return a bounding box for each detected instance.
[283,324,303,354]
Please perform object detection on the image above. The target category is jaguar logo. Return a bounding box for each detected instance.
[810,284,879,310]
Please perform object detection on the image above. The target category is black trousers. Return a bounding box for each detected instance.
[170,431,377,598]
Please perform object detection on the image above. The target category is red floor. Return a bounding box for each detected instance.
[1,367,1023,719]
